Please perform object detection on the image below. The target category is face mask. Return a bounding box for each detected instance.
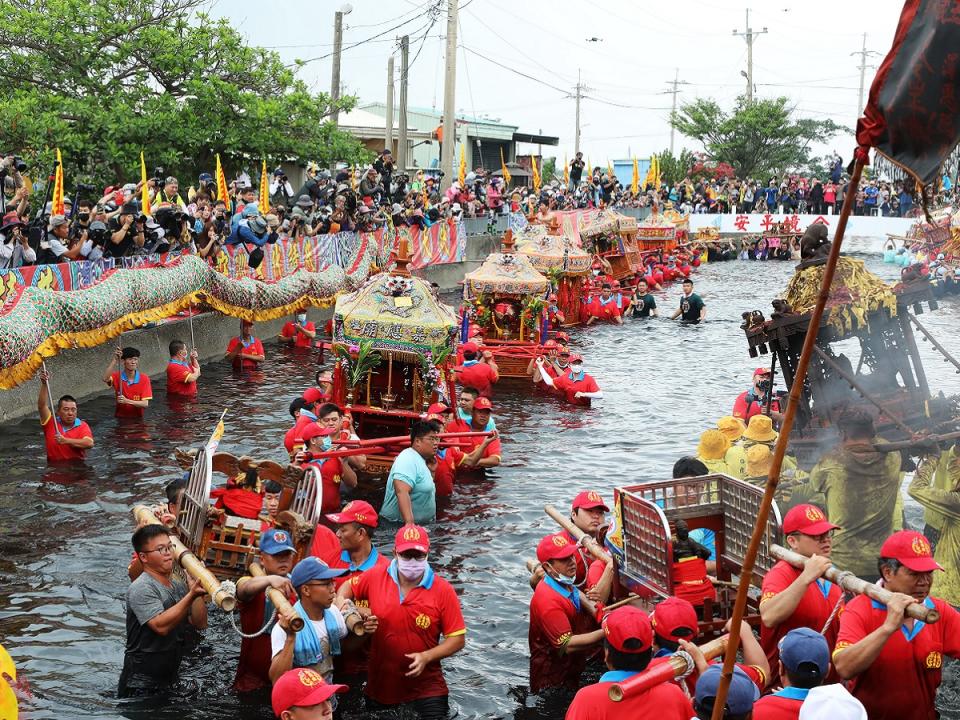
[571,363,583,374]
[397,556,428,580]
[296,313,307,324]
[553,571,577,586]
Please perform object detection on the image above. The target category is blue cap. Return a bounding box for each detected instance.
[259,529,296,555]
[780,627,830,675]
[273,167,284,176]
[695,665,759,715]
[198,172,213,183]
[289,556,347,588]
[241,204,261,218]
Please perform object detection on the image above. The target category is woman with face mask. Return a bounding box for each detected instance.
[528,532,605,693]
[535,354,603,407]
[279,309,317,349]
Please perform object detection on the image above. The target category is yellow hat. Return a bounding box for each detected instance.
[746,443,773,477]
[717,416,746,442]
[697,429,731,461]
[744,414,778,443]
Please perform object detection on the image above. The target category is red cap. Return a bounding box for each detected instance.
[536,532,579,563]
[494,302,509,313]
[880,530,943,572]
[782,504,840,536]
[650,597,698,643]
[395,525,430,554]
[427,402,451,415]
[462,341,479,353]
[568,353,583,363]
[543,339,558,349]
[301,424,335,443]
[473,397,493,411]
[602,606,653,653]
[571,490,609,512]
[557,345,570,355]
[555,332,570,342]
[753,367,772,377]
[326,500,379,528]
[303,387,326,404]
[611,280,621,289]
[271,668,347,716]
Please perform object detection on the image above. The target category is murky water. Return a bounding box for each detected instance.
[1,252,957,719]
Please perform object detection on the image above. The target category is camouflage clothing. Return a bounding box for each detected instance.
[908,448,960,607]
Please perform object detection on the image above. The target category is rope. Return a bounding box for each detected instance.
[673,649,696,679]
[227,602,277,639]
[820,570,854,634]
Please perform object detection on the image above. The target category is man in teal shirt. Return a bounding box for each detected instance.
[380,420,441,524]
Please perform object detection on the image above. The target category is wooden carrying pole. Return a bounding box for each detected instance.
[132,504,237,612]
[710,153,867,720]
[771,544,939,623]
[248,561,303,631]
[609,635,729,701]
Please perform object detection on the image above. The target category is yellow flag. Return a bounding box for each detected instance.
[51,148,64,215]
[500,148,512,185]
[140,151,152,216]
[259,159,270,212]
[644,155,656,189]
[459,144,466,187]
[0,642,17,720]
[531,155,541,193]
[215,154,229,206]
[563,154,569,185]
[205,409,227,454]
[351,165,358,191]
[607,160,614,178]
[632,158,639,194]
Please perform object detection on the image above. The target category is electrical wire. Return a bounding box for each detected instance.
[459,44,570,95]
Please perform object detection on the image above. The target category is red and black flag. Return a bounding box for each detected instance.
[856,0,960,184]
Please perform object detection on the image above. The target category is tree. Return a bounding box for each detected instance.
[670,96,848,180]
[541,157,557,181]
[0,0,371,190]
[656,149,696,185]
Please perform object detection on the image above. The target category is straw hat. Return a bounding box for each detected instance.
[697,429,731,461]
[717,416,746,442]
[744,415,778,443]
[746,444,773,477]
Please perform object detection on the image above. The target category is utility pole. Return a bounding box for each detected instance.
[665,68,690,155]
[732,8,766,103]
[385,56,395,154]
[574,69,582,156]
[440,0,458,190]
[330,9,346,128]
[398,35,409,171]
[852,33,881,116]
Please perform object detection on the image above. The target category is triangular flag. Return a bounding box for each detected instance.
[632,157,639,194]
[458,144,466,187]
[607,160,614,178]
[563,154,569,185]
[259,159,270,212]
[140,151,152,216]
[500,148,512,185]
[215,154,229,206]
[205,409,227,454]
[51,148,64,216]
[531,156,541,193]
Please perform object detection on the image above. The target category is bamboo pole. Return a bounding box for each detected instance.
[248,561,303,631]
[771,544,939,623]
[132,504,237,612]
[870,430,960,453]
[544,504,610,563]
[710,154,867,720]
[40,360,60,436]
[609,635,728,701]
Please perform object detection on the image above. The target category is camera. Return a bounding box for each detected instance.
[88,221,109,247]
[75,182,96,193]
[154,167,165,183]
[4,155,27,173]
[757,379,771,392]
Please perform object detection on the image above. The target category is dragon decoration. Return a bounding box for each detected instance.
[0,236,380,389]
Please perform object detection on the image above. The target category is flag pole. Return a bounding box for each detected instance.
[116,330,125,400]
[40,360,61,436]
[709,150,868,720]
[188,299,197,352]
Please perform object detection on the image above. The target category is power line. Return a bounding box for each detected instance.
[459,44,570,94]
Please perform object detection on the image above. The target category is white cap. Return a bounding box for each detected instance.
[798,685,867,720]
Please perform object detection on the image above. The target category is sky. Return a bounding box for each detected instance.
[212,0,906,165]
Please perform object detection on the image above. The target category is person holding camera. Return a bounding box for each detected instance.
[359,167,383,207]
[152,175,187,210]
[373,149,394,202]
[732,367,783,424]
[106,202,146,258]
[0,154,29,215]
[0,211,36,268]
[269,168,294,209]
[41,215,85,262]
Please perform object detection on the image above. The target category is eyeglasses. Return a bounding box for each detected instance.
[143,543,175,556]
[423,435,441,443]
[303,579,335,588]
[791,530,835,542]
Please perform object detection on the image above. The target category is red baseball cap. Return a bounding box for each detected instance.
[543,339,558,349]
[571,490,609,512]
[782,504,840,536]
[537,532,579,563]
[650,597,698,643]
[326,500,378,528]
[558,345,570,355]
[880,530,943,572]
[462,341,479,353]
[301,424,335,443]
[568,353,583,363]
[555,332,570,342]
[473,397,493,411]
[395,525,430,554]
[753,367,772,377]
[602,606,653,653]
[303,387,327,404]
[427,402,451,415]
[271,668,347,716]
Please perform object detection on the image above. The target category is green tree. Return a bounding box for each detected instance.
[541,157,557,181]
[670,96,847,179]
[0,0,371,190]
[656,149,696,185]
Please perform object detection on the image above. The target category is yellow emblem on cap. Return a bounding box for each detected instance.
[356,513,366,521]
[298,668,323,687]
[552,535,568,547]
[912,536,931,556]
[805,507,823,522]
[403,527,421,541]
[588,491,601,502]
[273,531,288,543]
[925,651,942,669]
[415,613,432,629]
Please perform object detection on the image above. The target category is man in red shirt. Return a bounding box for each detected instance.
[103,346,153,418]
[733,367,783,424]
[225,319,265,370]
[752,627,831,720]
[444,396,501,473]
[760,503,841,686]
[536,354,603,406]
[834,530,960,720]
[338,525,466,717]
[297,424,357,514]
[279,310,316,349]
[318,402,366,473]
[528,532,603,693]
[565,606,694,720]
[283,389,326,456]
[586,283,624,326]
[233,529,297,691]
[38,369,94,462]
[454,341,499,398]
[428,403,497,495]
[165,340,200,398]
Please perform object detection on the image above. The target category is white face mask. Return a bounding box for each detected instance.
[296,313,307,324]
[397,556,428,580]
[570,363,583,374]
[552,571,577,586]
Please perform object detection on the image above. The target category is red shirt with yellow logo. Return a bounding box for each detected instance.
[528,577,599,693]
[302,458,346,513]
[109,370,153,417]
[350,561,466,704]
[835,594,960,720]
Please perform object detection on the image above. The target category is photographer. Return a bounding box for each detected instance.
[197,219,225,261]
[106,202,147,258]
[288,195,316,239]
[152,175,187,210]
[372,149,394,202]
[0,211,36,268]
[42,215,85,262]
[732,367,783,424]
[0,154,28,215]
[359,166,383,207]
[269,168,295,209]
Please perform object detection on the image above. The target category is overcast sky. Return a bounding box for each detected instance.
[213,0,906,165]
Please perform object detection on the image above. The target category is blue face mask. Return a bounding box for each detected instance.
[553,571,577,586]
[296,313,307,324]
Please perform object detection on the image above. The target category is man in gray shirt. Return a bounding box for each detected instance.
[118,524,208,698]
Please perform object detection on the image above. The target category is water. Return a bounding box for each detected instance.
[1,253,957,719]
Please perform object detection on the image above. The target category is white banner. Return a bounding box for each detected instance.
[686,212,916,237]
